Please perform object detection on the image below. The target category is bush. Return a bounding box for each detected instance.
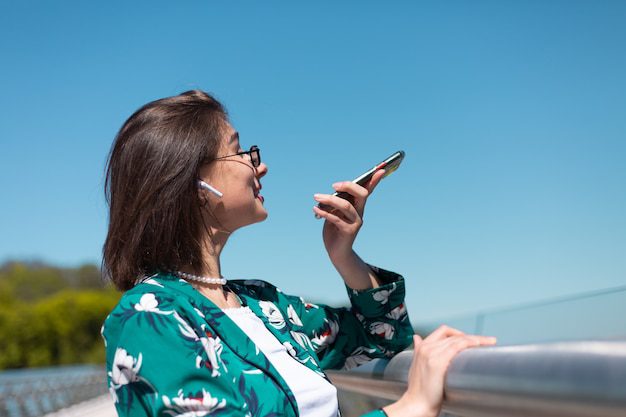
[0,262,121,370]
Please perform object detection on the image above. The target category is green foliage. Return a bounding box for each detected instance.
[0,280,13,306]
[0,263,67,302]
[0,261,121,370]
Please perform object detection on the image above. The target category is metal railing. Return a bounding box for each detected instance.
[328,340,626,417]
[2,286,625,416]
[0,365,107,417]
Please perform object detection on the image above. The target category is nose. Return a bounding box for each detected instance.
[256,162,268,179]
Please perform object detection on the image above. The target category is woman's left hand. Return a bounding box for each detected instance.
[313,169,386,262]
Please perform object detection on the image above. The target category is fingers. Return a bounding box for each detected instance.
[410,334,424,358]
[314,193,360,223]
[424,325,466,342]
[313,204,356,228]
[332,181,370,200]
[330,182,368,215]
[416,334,497,378]
[418,326,497,366]
[428,337,479,372]
[470,335,497,345]
[424,325,497,346]
[315,169,386,220]
[366,169,386,193]
[403,330,497,416]
[329,169,385,215]
[430,334,497,367]
[433,335,492,355]
[332,168,386,200]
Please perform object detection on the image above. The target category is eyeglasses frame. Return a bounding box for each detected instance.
[212,145,261,168]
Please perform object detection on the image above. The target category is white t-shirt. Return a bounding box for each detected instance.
[224,306,339,417]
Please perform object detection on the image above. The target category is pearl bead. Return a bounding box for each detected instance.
[175,271,227,285]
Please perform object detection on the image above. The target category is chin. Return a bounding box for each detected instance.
[242,208,268,228]
[256,208,268,222]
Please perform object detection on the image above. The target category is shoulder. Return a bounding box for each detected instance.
[116,275,185,306]
[230,278,278,290]
[103,274,194,332]
[101,274,206,361]
[229,278,284,299]
[229,279,306,308]
[229,279,310,317]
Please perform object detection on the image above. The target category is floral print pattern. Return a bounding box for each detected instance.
[103,265,413,417]
[369,322,395,340]
[162,388,226,416]
[197,326,226,377]
[311,319,340,352]
[110,348,142,387]
[372,283,396,305]
[287,304,304,326]
[343,346,378,370]
[259,301,286,331]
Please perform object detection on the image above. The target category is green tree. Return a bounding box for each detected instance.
[0,260,121,369]
[0,262,67,301]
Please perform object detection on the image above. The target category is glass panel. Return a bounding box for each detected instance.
[414,286,626,345]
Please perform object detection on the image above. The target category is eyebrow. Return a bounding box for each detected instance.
[230,132,239,144]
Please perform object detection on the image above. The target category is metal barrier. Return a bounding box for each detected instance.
[3,342,625,416]
[328,340,626,417]
[0,365,107,417]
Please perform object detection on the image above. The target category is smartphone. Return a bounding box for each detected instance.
[316,150,405,214]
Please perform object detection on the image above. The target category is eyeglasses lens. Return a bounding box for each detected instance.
[251,146,260,167]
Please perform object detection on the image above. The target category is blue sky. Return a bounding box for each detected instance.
[1,1,624,325]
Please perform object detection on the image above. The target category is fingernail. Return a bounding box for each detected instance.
[332,182,341,188]
[313,194,322,201]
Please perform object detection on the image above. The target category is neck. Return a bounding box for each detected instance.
[182,231,241,309]
[180,227,230,287]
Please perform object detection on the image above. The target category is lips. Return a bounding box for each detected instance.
[254,183,264,203]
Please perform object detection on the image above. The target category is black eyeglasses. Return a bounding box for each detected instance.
[213,145,261,168]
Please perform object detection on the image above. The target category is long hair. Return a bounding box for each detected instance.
[103,90,228,291]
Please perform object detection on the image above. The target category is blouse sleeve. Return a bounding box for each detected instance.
[276,265,414,370]
[102,291,244,417]
[361,410,387,417]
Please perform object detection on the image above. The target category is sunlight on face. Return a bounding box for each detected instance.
[197,123,268,234]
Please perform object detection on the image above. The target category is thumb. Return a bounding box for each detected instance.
[365,169,386,194]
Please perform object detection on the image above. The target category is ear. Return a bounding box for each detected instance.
[197,179,223,198]
[197,186,209,206]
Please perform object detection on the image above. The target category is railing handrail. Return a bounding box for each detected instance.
[327,340,626,417]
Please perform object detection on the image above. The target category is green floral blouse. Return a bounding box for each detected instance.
[102,265,413,417]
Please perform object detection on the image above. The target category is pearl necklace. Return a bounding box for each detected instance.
[175,271,227,285]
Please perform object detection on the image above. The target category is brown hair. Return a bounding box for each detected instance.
[103,90,228,291]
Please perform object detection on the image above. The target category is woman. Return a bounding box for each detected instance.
[102,90,495,417]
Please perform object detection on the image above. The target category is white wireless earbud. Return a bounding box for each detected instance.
[197,179,223,198]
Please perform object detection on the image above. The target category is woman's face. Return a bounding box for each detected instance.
[198,123,268,233]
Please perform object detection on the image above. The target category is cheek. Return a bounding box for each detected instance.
[210,164,256,203]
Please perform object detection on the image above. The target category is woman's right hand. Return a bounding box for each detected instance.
[383,326,497,417]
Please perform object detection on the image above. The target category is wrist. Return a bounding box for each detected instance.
[382,395,436,417]
[330,250,381,290]
[328,247,357,267]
